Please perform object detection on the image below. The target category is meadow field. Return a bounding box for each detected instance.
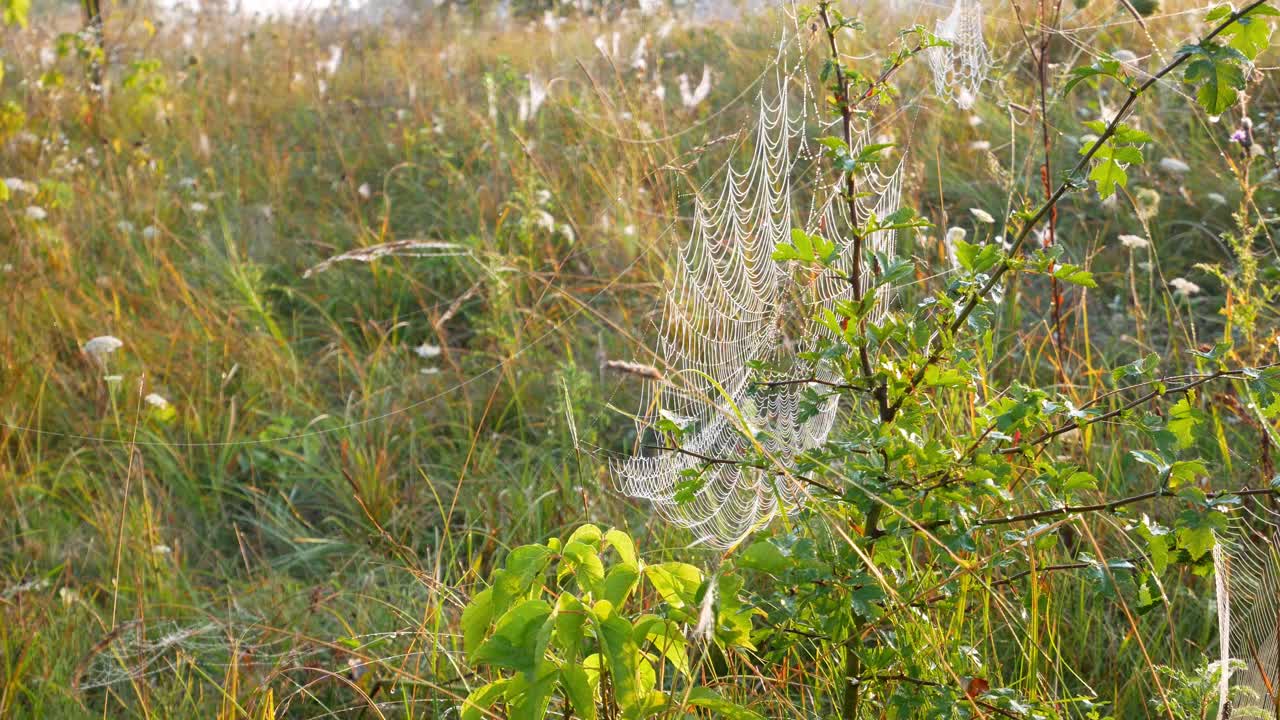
[2,0,1279,717]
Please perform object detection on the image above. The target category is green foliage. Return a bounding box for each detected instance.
[1,0,28,28]
[461,525,762,719]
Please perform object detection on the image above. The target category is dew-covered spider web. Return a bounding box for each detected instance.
[1214,504,1280,718]
[926,0,992,108]
[611,34,905,550]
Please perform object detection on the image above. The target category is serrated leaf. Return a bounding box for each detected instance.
[1052,264,1098,288]
[1184,51,1247,114]
[1089,156,1128,199]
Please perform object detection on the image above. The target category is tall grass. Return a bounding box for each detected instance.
[0,0,1276,717]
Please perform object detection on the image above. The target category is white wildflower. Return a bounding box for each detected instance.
[1118,234,1149,250]
[969,140,991,151]
[1159,157,1191,174]
[142,226,159,240]
[414,342,442,359]
[1170,277,1201,296]
[970,207,995,223]
[521,73,549,125]
[83,335,124,359]
[318,44,343,76]
[189,202,208,214]
[559,223,575,243]
[116,220,136,233]
[944,226,967,268]
[968,114,983,127]
[420,366,441,375]
[1112,49,1140,68]
[678,66,713,109]
[4,178,34,195]
[1208,192,1227,205]
[357,183,372,200]
[25,206,47,221]
[145,393,170,409]
[535,189,552,206]
[631,35,649,73]
[534,209,556,233]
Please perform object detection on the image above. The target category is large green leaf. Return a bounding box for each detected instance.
[473,599,554,675]
[597,614,645,718]
[492,544,554,611]
[1181,43,1248,114]
[554,592,587,663]
[644,562,703,610]
[603,528,637,569]
[461,588,494,658]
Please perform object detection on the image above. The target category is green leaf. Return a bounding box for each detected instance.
[473,599,553,675]
[740,540,790,575]
[1182,44,1248,114]
[1168,459,1209,488]
[561,665,598,720]
[1052,264,1098,288]
[1062,471,1098,493]
[1166,394,1202,449]
[924,365,968,388]
[773,228,838,265]
[493,544,554,611]
[1089,156,1128,199]
[1063,59,1124,95]
[1220,5,1279,59]
[461,679,509,720]
[684,687,766,720]
[554,592,587,663]
[601,564,640,607]
[633,615,690,677]
[596,614,644,718]
[561,540,606,595]
[461,588,494,657]
[566,524,603,548]
[1,0,30,28]
[644,563,703,610]
[1137,515,1172,575]
[1176,509,1226,560]
[603,528,637,569]
[505,662,558,718]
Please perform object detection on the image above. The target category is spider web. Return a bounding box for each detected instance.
[611,39,905,550]
[1214,505,1280,717]
[926,0,992,109]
